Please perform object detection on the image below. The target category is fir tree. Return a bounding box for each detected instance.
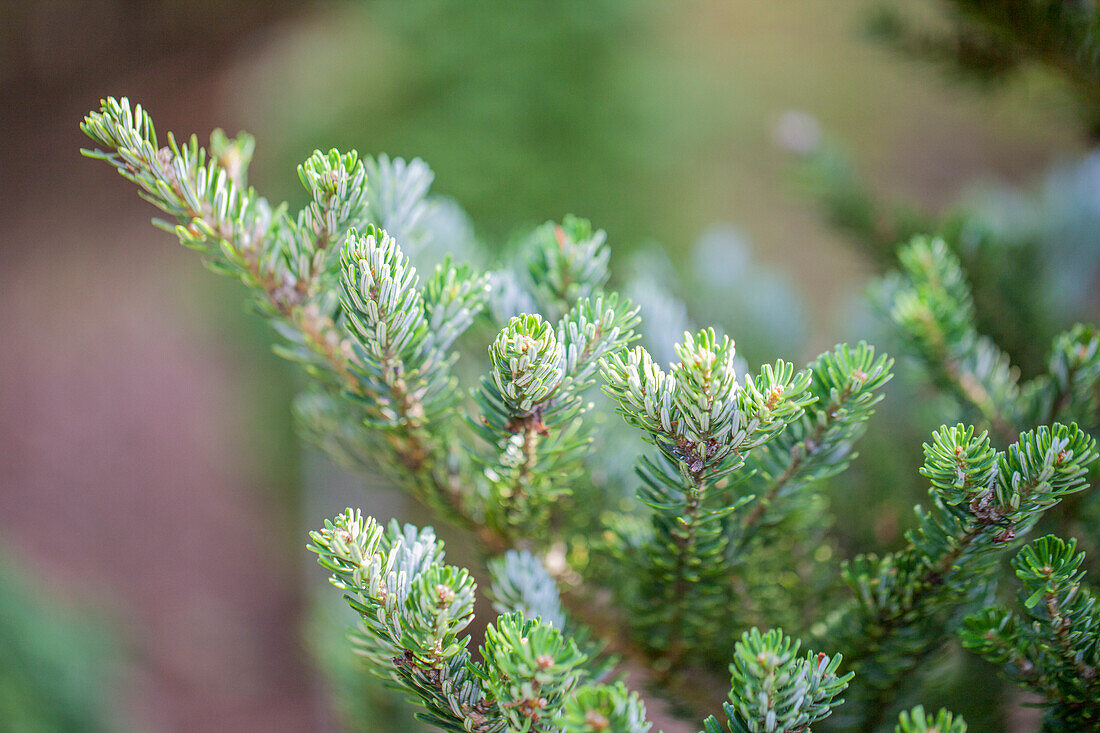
[82,96,1100,732]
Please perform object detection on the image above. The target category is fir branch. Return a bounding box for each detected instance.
[363,154,435,256]
[960,535,1100,729]
[423,258,493,356]
[893,705,966,733]
[884,236,1020,444]
[82,99,511,551]
[487,553,620,682]
[311,511,657,733]
[296,148,368,259]
[81,98,362,387]
[475,295,639,534]
[1025,324,1100,428]
[831,422,1098,728]
[603,331,813,661]
[83,100,654,687]
[716,344,892,668]
[559,681,652,733]
[699,628,852,733]
[603,331,813,477]
[525,216,612,320]
[558,292,642,391]
[477,612,588,730]
[488,550,567,630]
[476,313,579,531]
[308,511,495,733]
[734,342,894,541]
[340,226,493,526]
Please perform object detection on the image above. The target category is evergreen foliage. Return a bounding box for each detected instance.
[699,628,852,733]
[868,0,1100,134]
[83,96,1100,732]
[488,550,567,631]
[827,423,1097,728]
[796,131,1100,383]
[559,682,651,733]
[883,236,1021,441]
[894,706,967,733]
[961,535,1100,729]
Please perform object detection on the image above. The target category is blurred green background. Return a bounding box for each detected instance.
[0,1,1093,731]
